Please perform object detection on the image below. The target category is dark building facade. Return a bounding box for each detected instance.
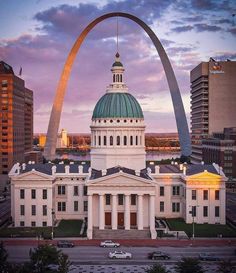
[202,127,236,181]
[0,61,33,175]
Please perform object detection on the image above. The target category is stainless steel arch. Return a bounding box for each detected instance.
[44,12,192,160]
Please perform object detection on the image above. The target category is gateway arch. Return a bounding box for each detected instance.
[44,12,192,160]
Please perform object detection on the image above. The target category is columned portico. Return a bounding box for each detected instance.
[112,194,118,230]
[124,194,130,230]
[99,194,105,230]
[137,194,144,230]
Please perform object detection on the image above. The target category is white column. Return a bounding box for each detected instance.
[149,195,155,230]
[125,194,130,230]
[112,194,117,230]
[99,194,104,230]
[137,194,143,230]
[87,194,93,239]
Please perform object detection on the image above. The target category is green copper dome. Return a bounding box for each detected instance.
[92,92,144,119]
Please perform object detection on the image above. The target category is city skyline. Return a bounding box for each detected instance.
[0,0,236,133]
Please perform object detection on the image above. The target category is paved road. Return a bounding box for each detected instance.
[6,245,236,263]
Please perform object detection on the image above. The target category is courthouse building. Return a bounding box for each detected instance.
[9,54,226,239]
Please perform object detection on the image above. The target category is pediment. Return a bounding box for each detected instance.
[187,170,221,180]
[87,172,154,187]
[12,170,52,181]
[186,170,224,185]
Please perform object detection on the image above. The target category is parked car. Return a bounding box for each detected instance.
[0,196,6,203]
[198,253,221,261]
[100,240,120,248]
[148,251,170,260]
[109,251,132,259]
[57,240,74,248]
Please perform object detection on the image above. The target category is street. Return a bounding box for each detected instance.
[5,245,236,273]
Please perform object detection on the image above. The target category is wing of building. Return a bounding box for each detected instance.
[9,54,226,239]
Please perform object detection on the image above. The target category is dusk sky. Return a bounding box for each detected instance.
[0,0,236,133]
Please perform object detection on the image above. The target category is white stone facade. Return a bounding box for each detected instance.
[9,162,226,238]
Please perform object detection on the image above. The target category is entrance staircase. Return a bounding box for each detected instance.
[93,228,151,239]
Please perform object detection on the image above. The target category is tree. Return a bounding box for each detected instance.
[58,253,71,273]
[174,257,205,273]
[30,244,61,273]
[0,241,8,273]
[145,263,169,273]
[217,259,236,273]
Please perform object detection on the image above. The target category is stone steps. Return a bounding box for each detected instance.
[93,228,151,239]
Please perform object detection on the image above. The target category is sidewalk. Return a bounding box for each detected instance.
[1,237,236,247]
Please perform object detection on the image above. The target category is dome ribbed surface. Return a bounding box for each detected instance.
[92,93,144,119]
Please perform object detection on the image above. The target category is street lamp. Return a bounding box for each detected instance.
[189,205,199,239]
[51,208,55,240]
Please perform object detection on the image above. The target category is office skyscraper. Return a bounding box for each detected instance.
[190,59,236,164]
[0,61,33,175]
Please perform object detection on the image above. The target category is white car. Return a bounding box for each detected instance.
[100,240,120,248]
[109,251,132,259]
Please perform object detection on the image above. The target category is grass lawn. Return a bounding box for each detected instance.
[0,219,87,238]
[166,218,236,238]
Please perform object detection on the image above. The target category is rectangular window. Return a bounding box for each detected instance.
[215,206,220,217]
[31,221,36,227]
[172,186,180,196]
[20,221,24,227]
[105,194,111,205]
[57,202,66,212]
[192,206,196,217]
[20,189,25,199]
[203,190,208,200]
[32,205,36,216]
[172,202,180,212]
[74,201,78,211]
[84,201,88,212]
[203,206,208,217]
[31,189,36,199]
[215,190,219,200]
[42,221,47,227]
[192,190,197,200]
[160,186,164,196]
[160,201,164,212]
[43,189,47,199]
[118,194,124,205]
[131,194,136,205]
[83,186,87,196]
[74,186,79,196]
[58,185,65,195]
[43,205,47,216]
[20,205,25,216]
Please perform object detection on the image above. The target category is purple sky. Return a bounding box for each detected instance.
[0,0,235,133]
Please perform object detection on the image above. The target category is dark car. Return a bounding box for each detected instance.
[148,251,170,260]
[57,240,74,248]
[198,253,221,261]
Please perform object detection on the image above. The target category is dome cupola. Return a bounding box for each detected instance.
[92,53,143,119]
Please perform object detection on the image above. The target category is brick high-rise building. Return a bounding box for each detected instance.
[190,59,236,164]
[0,61,33,176]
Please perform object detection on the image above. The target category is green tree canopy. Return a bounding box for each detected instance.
[174,257,205,273]
[145,263,169,273]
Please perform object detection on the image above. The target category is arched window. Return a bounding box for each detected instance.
[124,136,127,146]
[136,135,138,145]
[104,136,107,146]
[130,136,133,146]
[110,136,113,146]
[117,136,120,146]
[116,74,119,82]
[94,135,96,146]
[98,136,101,146]
[120,74,122,82]
[113,74,115,82]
